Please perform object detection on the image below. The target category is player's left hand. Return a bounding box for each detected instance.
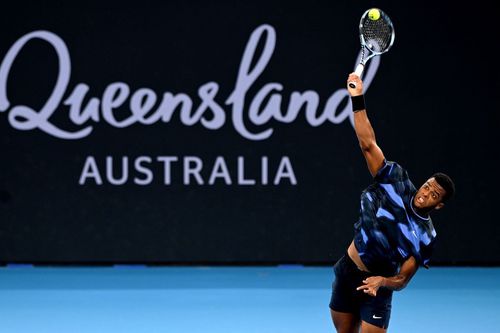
[356,276,386,297]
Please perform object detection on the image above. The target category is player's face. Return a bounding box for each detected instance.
[413,178,446,211]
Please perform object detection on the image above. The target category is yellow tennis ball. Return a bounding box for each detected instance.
[368,8,380,21]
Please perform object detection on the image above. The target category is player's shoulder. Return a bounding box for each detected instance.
[384,160,407,171]
[374,160,409,183]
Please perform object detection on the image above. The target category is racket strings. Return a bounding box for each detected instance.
[361,16,393,53]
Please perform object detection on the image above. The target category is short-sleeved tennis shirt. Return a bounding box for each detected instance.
[353,160,437,275]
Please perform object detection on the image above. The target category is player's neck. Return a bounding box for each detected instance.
[411,200,431,220]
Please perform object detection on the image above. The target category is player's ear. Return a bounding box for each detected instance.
[434,202,445,210]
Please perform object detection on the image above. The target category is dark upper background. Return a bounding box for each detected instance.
[0,0,497,265]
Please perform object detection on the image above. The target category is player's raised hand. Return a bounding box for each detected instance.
[347,73,363,97]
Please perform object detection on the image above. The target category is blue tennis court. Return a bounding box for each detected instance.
[1,266,498,332]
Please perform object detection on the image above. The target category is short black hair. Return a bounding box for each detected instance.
[432,173,455,203]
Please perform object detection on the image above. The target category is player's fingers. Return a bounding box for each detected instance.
[348,74,358,82]
[363,288,376,296]
[362,278,375,286]
[363,278,377,285]
[364,289,375,296]
[347,77,361,89]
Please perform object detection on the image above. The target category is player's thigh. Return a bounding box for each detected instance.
[360,320,387,333]
[330,309,360,333]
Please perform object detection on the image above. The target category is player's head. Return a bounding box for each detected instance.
[413,173,455,211]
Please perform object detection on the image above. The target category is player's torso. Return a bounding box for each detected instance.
[355,179,435,272]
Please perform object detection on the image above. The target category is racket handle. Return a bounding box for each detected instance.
[348,64,365,89]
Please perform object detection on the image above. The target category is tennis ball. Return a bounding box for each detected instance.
[368,8,380,21]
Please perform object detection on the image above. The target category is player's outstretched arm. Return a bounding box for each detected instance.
[347,73,385,177]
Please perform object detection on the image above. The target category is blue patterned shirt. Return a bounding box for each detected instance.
[353,160,437,275]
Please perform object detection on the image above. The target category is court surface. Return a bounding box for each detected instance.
[1,266,499,332]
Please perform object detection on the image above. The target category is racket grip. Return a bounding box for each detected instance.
[348,64,365,89]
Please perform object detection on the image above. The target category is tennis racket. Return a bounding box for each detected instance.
[348,8,395,89]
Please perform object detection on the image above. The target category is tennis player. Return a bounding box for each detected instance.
[329,73,455,333]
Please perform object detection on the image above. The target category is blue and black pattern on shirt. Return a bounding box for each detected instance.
[353,161,437,276]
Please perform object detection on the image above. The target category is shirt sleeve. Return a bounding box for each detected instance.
[374,160,409,184]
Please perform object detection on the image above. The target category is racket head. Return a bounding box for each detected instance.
[359,8,395,56]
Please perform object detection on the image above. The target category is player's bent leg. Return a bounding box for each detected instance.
[360,320,387,333]
[330,309,360,333]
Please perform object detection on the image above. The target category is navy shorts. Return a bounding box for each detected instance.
[329,254,393,329]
